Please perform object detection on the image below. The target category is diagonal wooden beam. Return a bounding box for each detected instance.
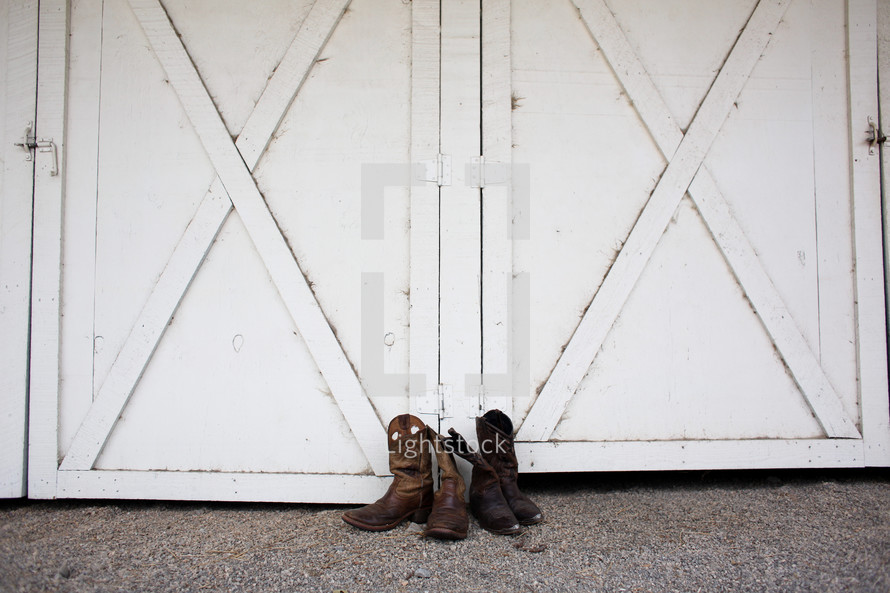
[60,0,391,475]
[517,0,793,442]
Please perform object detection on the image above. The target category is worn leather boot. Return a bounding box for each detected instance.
[342,414,433,531]
[423,428,468,540]
[477,409,543,525]
[446,428,520,535]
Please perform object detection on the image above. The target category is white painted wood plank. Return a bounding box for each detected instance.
[481,0,514,419]
[58,0,107,459]
[57,470,391,504]
[0,0,37,499]
[408,0,441,424]
[881,0,890,384]
[439,0,481,432]
[568,0,857,438]
[518,0,791,442]
[61,0,388,476]
[27,0,68,499]
[517,439,865,472]
[811,0,858,430]
[848,0,890,465]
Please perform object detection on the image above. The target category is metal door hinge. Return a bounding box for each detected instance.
[472,384,512,417]
[867,116,886,156]
[418,154,451,186]
[467,156,510,188]
[438,383,453,418]
[413,383,453,418]
[414,383,453,418]
[14,121,58,175]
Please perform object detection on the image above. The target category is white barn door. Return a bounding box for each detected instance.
[27,0,890,502]
[482,0,890,470]
[29,0,446,501]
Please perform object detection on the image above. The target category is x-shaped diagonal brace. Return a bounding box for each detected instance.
[60,0,393,475]
[518,0,860,441]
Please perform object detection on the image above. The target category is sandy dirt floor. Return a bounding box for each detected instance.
[1,469,888,593]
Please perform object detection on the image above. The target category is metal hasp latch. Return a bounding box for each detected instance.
[14,121,58,175]
[867,116,886,156]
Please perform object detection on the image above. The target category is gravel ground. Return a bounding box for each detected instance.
[1,469,888,593]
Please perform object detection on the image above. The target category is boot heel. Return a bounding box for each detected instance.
[411,506,432,523]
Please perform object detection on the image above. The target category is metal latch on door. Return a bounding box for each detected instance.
[13,121,58,176]
[867,116,886,156]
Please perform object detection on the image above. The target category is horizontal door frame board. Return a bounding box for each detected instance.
[517,439,865,472]
[60,0,391,477]
[517,0,854,441]
[57,470,391,503]
[572,0,858,439]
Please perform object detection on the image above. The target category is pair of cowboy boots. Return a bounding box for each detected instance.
[447,409,543,535]
[342,411,542,538]
[341,414,468,540]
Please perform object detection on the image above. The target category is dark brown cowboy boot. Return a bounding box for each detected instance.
[477,409,543,525]
[342,414,433,531]
[446,428,520,535]
[423,428,468,540]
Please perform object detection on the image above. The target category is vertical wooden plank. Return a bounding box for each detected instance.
[880,0,890,422]
[28,0,69,498]
[848,0,890,465]
[480,0,513,419]
[439,0,481,431]
[880,0,890,353]
[408,0,441,425]
[58,0,104,459]
[0,0,37,498]
[811,0,858,427]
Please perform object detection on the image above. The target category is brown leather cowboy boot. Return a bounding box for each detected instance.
[477,409,543,525]
[423,428,468,540]
[342,414,433,531]
[446,428,520,535]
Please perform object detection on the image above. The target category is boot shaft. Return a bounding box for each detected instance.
[476,409,518,478]
[387,414,433,497]
[425,427,466,493]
